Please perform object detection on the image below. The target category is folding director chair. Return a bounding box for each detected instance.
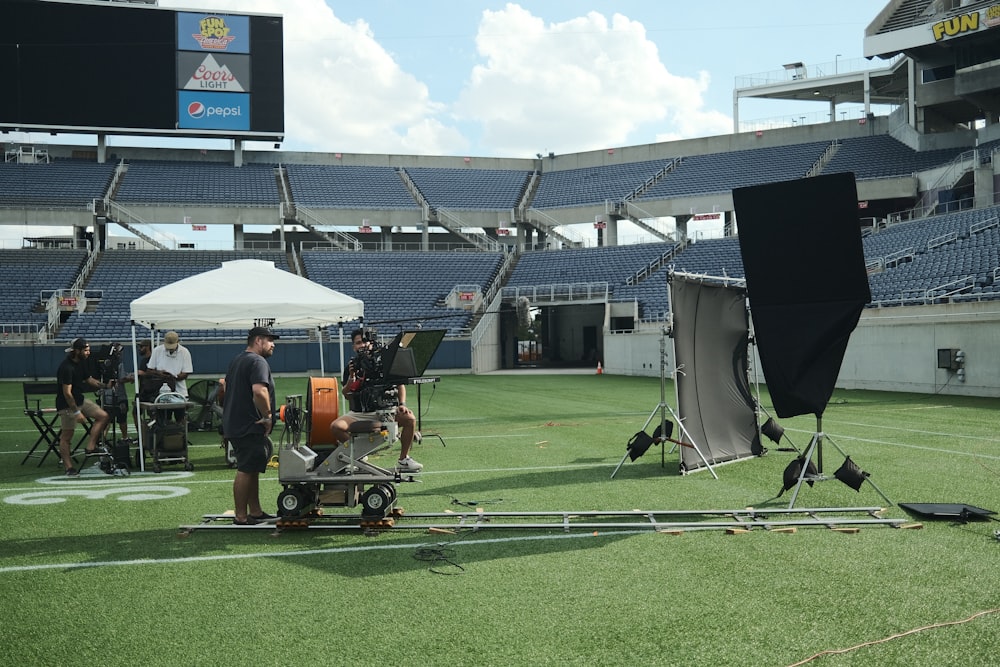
[21,382,91,467]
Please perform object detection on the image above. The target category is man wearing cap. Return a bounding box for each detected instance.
[222,326,279,525]
[148,330,193,398]
[55,338,111,476]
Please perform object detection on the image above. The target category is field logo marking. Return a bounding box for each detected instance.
[3,471,194,505]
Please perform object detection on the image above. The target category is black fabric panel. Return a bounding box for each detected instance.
[750,300,863,418]
[733,173,871,418]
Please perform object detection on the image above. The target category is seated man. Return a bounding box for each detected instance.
[56,338,111,476]
[329,328,421,472]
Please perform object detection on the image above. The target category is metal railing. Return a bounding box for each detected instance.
[501,282,609,303]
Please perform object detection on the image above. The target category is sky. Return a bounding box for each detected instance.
[2,0,891,247]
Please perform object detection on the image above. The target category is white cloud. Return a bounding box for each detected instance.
[160,1,733,157]
[454,4,732,157]
[162,0,465,155]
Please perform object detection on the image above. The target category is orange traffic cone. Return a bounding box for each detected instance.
[596,362,603,375]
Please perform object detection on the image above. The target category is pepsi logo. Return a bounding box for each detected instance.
[187,101,206,119]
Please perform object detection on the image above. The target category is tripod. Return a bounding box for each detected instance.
[413,380,446,447]
[785,414,891,509]
[611,328,718,479]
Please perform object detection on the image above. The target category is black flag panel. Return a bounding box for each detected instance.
[734,172,871,418]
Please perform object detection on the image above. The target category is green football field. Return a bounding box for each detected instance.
[1,373,998,666]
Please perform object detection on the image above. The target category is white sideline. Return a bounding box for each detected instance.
[0,529,641,574]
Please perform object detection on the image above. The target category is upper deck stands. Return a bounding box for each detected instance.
[115,161,280,206]
[285,164,419,210]
[822,136,965,180]
[639,143,829,200]
[404,167,532,211]
[532,159,673,209]
[0,159,116,207]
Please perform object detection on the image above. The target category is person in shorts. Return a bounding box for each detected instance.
[56,338,111,476]
[221,326,279,525]
[330,328,422,472]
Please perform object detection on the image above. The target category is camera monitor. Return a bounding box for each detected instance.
[381,329,446,382]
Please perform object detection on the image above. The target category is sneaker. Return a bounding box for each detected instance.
[396,456,423,473]
[249,512,276,521]
[65,467,79,477]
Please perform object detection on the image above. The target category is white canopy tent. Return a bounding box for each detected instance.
[128,259,364,470]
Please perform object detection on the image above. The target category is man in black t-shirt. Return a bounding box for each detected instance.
[55,338,111,476]
[222,327,279,525]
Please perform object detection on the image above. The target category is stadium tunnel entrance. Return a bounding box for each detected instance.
[502,302,605,370]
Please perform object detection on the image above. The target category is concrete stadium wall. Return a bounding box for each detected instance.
[839,302,1000,396]
[602,301,1000,397]
[0,338,472,382]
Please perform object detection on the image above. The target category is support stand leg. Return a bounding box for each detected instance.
[787,416,891,509]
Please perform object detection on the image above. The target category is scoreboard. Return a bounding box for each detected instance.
[0,0,284,140]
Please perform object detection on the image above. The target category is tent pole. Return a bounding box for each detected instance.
[317,326,325,376]
[130,323,145,473]
[338,323,346,417]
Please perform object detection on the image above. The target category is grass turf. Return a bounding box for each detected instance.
[1,373,998,666]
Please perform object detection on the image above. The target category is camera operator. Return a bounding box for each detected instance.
[330,328,422,472]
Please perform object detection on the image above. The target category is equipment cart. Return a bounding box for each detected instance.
[139,393,195,472]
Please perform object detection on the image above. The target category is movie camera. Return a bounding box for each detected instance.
[347,327,404,413]
[273,329,445,522]
[91,342,128,413]
[92,342,124,384]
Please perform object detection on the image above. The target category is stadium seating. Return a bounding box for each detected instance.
[0,159,116,207]
[505,243,677,320]
[865,205,1000,304]
[2,127,996,349]
[531,159,675,208]
[639,142,829,199]
[670,237,745,279]
[0,249,88,332]
[301,250,505,335]
[821,136,965,180]
[115,160,280,206]
[285,164,419,209]
[405,167,532,210]
[58,250,292,343]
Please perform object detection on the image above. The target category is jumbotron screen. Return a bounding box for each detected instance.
[0,0,284,140]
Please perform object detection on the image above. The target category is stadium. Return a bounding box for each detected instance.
[0,0,997,397]
[2,2,1000,666]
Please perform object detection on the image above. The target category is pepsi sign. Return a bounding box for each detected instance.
[178,91,250,131]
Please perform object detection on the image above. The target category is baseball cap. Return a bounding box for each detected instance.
[163,331,180,350]
[248,326,281,341]
[65,337,89,353]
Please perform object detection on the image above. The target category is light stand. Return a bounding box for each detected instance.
[611,326,718,479]
[785,413,892,509]
[414,381,446,447]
